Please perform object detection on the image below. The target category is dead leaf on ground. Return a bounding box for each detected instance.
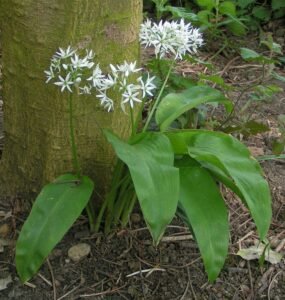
[237,243,283,264]
[0,275,12,291]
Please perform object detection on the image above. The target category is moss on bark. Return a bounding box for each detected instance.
[0,0,142,199]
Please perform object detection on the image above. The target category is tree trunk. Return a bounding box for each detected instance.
[0,0,142,199]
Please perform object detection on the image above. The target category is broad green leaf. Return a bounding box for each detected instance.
[236,0,255,9]
[16,174,94,282]
[252,6,271,21]
[240,48,274,64]
[177,160,229,281]
[272,140,285,155]
[261,41,283,55]
[165,6,199,22]
[104,130,179,245]
[226,18,247,36]
[197,10,213,26]
[219,1,236,16]
[196,0,215,10]
[273,8,285,18]
[240,47,261,60]
[272,0,285,10]
[272,71,285,82]
[199,74,233,90]
[156,86,233,132]
[166,130,272,240]
[223,120,270,137]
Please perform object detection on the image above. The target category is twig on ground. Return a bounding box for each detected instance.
[57,279,84,300]
[186,267,196,300]
[216,56,240,78]
[179,278,190,300]
[237,231,254,249]
[161,235,193,242]
[24,281,36,289]
[167,256,202,270]
[37,273,52,287]
[79,284,127,298]
[247,261,254,298]
[259,266,275,294]
[267,271,282,300]
[126,267,166,278]
[276,238,285,252]
[135,254,156,268]
[46,258,56,300]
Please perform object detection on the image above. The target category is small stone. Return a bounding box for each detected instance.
[52,249,62,257]
[240,284,250,293]
[54,280,61,287]
[239,260,246,268]
[68,243,91,262]
[130,213,141,223]
[248,146,264,157]
[0,224,10,238]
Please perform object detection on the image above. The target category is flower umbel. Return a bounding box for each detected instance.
[139,19,203,60]
[45,46,103,94]
[96,61,156,113]
[45,48,157,112]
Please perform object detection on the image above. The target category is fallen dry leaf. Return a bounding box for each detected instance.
[0,275,12,291]
[237,243,283,264]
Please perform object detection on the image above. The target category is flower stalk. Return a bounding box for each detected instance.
[143,59,175,132]
[68,93,81,178]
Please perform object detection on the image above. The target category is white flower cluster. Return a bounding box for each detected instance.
[98,61,156,112]
[45,47,156,112]
[45,46,101,94]
[140,19,203,60]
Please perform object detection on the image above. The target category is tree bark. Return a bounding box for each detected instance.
[0,0,142,198]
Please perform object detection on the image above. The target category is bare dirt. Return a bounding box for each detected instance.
[0,29,285,299]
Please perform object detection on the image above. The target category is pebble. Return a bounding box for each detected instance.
[0,224,10,237]
[68,243,91,262]
[130,213,141,223]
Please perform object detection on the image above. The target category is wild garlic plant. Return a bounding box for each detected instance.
[96,18,271,283]
[16,19,272,284]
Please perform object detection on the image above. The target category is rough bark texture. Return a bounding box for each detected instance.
[0,0,142,198]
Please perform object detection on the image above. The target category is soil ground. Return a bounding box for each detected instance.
[0,25,285,299]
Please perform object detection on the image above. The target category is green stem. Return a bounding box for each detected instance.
[86,201,96,232]
[130,106,135,138]
[132,101,145,135]
[68,93,96,231]
[143,59,175,132]
[121,192,137,227]
[113,174,133,223]
[68,94,81,178]
[94,159,126,232]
